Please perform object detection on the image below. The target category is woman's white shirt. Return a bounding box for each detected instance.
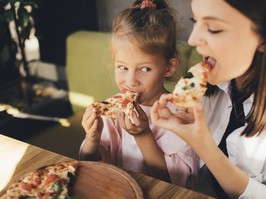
[227,126,266,198]
[202,81,266,198]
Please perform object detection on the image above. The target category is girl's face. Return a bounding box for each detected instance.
[113,44,176,106]
[188,0,261,86]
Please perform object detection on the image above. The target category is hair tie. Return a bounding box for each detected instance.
[140,0,156,9]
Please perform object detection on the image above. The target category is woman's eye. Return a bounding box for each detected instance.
[141,67,151,72]
[117,65,128,70]
[208,29,223,34]
[207,24,223,34]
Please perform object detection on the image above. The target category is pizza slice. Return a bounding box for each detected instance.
[5,160,79,199]
[171,61,210,108]
[93,90,138,119]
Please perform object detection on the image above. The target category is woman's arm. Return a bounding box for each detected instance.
[150,95,250,198]
[195,134,248,198]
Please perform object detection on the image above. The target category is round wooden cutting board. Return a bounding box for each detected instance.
[73,161,143,199]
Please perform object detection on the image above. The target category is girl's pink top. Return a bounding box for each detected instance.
[99,103,199,187]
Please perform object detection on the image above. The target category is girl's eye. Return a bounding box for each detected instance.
[117,65,128,70]
[141,67,151,72]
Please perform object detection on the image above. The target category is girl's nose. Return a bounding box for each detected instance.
[127,72,139,87]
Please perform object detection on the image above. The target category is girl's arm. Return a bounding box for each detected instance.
[134,129,171,182]
[79,134,102,161]
[119,103,170,182]
[150,95,249,198]
[79,106,103,161]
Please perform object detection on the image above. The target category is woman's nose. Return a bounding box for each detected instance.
[188,26,206,47]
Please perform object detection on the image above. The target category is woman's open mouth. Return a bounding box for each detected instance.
[205,57,216,70]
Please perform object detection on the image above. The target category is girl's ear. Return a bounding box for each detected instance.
[165,58,179,77]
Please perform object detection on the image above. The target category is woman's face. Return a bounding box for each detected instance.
[188,0,261,86]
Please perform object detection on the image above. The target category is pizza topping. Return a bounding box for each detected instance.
[183,72,194,79]
[101,101,110,105]
[121,98,131,109]
[21,183,32,191]
[53,181,62,193]
[182,82,195,91]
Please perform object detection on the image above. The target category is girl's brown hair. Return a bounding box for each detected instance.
[111,0,179,62]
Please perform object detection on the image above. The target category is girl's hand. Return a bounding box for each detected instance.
[150,94,212,149]
[119,102,150,137]
[81,104,103,143]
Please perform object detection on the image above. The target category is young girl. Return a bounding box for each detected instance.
[79,0,199,187]
[151,0,266,198]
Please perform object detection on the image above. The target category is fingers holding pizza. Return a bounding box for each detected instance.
[119,101,151,137]
[82,90,138,142]
[91,90,151,137]
[81,105,103,143]
[151,61,210,132]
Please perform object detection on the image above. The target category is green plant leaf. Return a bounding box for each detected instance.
[17,6,29,28]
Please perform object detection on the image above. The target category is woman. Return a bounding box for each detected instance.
[151,0,266,198]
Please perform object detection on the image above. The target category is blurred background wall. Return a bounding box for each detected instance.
[36,0,192,66]
[96,0,192,40]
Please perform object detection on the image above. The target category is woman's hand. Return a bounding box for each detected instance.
[119,102,151,137]
[81,104,104,143]
[150,94,212,149]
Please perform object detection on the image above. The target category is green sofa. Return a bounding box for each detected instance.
[66,31,202,113]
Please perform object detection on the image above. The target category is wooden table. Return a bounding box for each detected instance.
[0,134,213,199]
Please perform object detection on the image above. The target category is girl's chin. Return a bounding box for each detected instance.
[138,98,153,106]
